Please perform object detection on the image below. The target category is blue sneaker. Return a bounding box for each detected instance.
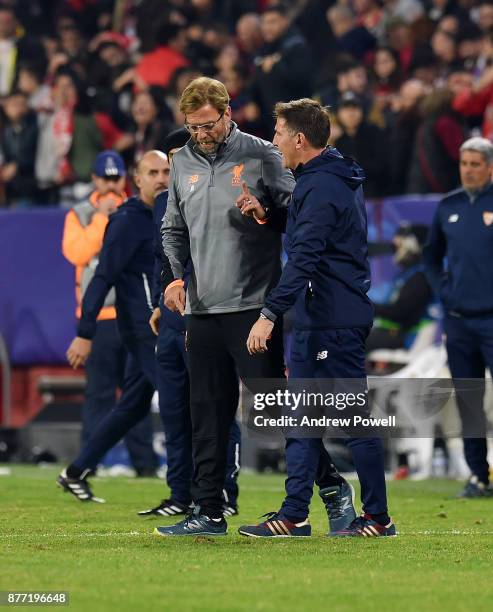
[238,512,311,538]
[332,514,397,537]
[457,477,493,498]
[319,482,356,534]
[154,507,227,537]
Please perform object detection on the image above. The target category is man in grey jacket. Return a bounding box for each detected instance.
[155,77,294,537]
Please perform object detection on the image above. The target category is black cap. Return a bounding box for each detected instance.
[162,128,190,158]
[338,91,363,109]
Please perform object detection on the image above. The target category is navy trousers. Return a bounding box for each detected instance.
[82,320,156,471]
[444,314,493,484]
[156,322,241,506]
[281,327,388,522]
[73,332,157,471]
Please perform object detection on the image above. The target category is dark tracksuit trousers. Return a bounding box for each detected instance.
[156,315,241,507]
[281,327,388,522]
[444,313,493,484]
[186,309,286,517]
[73,331,157,472]
[82,319,156,471]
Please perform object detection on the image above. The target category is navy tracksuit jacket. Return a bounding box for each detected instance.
[424,184,493,484]
[73,197,158,471]
[262,148,387,520]
[153,191,240,506]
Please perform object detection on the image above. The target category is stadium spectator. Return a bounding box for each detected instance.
[0,3,45,97]
[235,12,264,65]
[367,223,433,353]
[333,92,388,197]
[128,89,174,172]
[326,4,377,61]
[17,63,52,113]
[407,87,465,193]
[61,150,157,477]
[251,3,312,136]
[0,90,38,207]
[476,0,493,33]
[387,78,429,194]
[134,22,190,90]
[424,136,493,498]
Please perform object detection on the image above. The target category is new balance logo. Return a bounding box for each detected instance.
[316,350,328,360]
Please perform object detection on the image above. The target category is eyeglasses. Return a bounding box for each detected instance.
[185,113,224,135]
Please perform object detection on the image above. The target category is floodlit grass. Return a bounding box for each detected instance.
[1,466,492,611]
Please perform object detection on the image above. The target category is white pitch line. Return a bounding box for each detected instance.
[1,530,493,539]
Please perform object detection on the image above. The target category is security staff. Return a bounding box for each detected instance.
[240,99,395,538]
[155,77,294,537]
[62,150,156,476]
[57,151,168,503]
[138,129,241,518]
[424,137,493,498]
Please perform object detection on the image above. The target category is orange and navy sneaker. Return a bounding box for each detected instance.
[238,512,311,538]
[331,514,397,537]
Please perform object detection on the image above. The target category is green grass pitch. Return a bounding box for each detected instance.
[1,466,492,611]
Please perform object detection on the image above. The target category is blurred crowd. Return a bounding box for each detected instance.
[2,0,493,207]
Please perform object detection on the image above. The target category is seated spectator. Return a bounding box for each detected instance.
[372,46,402,112]
[251,2,312,136]
[319,60,374,117]
[166,66,204,126]
[235,12,264,67]
[134,22,190,90]
[326,4,376,61]
[407,87,465,193]
[218,65,262,135]
[17,63,53,113]
[354,0,385,39]
[367,223,433,353]
[0,90,38,207]
[431,28,462,82]
[35,68,104,207]
[381,0,424,26]
[128,89,174,173]
[387,78,429,194]
[0,3,46,97]
[333,91,388,197]
[477,1,493,33]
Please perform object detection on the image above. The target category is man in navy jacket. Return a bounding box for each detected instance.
[58,151,169,503]
[239,98,395,537]
[138,129,241,518]
[424,136,493,498]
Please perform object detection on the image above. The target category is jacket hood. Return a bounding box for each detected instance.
[295,147,365,191]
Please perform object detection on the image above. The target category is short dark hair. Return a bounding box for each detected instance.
[274,98,330,148]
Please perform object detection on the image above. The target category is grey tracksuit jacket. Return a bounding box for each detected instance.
[161,123,295,315]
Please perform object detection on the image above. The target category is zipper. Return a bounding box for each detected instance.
[209,158,215,186]
[142,273,153,312]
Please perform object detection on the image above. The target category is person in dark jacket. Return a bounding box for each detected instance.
[251,3,312,136]
[0,90,38,206]
[241,98,395,538]
[57,150,169,504]
[424,136,493,498]
[138,128,242,519]
[367,223,433,352]
[333,91,387,198]
[407,88,465,194]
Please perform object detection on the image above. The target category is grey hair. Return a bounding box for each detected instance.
[460,137,493,163]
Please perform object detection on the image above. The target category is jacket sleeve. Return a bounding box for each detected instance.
[423,206,446,296]
[62,209,109,266]
[161,163,191,288]
[260,144,294,233]
[77,213,139,339]
[263,186,336,318]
